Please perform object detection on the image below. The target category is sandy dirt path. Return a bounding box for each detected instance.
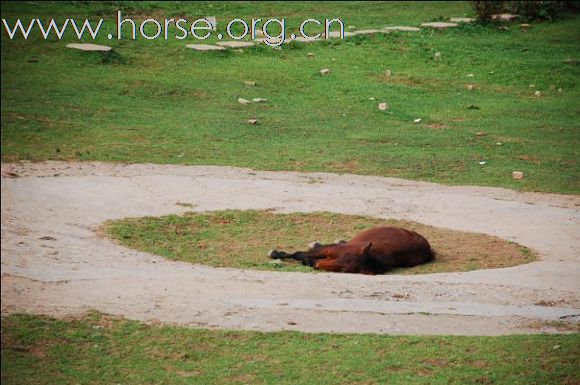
[1,161,579,335]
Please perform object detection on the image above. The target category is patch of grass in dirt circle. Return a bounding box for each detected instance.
[104,210,537,274]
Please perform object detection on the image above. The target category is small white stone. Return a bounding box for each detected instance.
[466,73,475,77]
[414,118,422,123]
[434,52,442,61]
[320,68,331,75]
[252,98,268,103]
[512,171,524,180]
[378,102,389,111]
[238,98,251,104]
[479,161,487,166]
[534,91,541,97]
[247,119,258,125]
[307,52,315,57]
[385,69,392,77]
[244,80,256,86]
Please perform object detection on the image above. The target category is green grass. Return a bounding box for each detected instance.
[2,312,579,385]
[104,210,536,273]
[2,1,579,193]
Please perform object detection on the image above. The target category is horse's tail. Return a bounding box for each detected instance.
[426,247,436,262]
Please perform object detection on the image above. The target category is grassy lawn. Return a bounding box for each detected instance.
[2,312,579,385]
[2,1,579,193]
[104,210,536,273]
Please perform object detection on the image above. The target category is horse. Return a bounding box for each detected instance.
[268,226,434,275]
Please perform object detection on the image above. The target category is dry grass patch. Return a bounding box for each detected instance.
[104,210,536,274]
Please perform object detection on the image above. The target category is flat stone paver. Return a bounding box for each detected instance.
[185,44,226,51]
[421,22,459,29]
[383,26,421,32]
[450,17,474,23]
[216,41,255,48]
[493,13,519,21]
[326,31,356,38]
[66,43,112,52]
[353,29,390,35]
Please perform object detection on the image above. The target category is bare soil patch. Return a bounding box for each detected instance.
[104,210,536,274]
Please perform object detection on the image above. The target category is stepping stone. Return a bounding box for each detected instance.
[492,13,519,21]
[254,37,285,45]
[383,26,421,32]
[421,22,459,29]
[205,16,217,30]
[326,31,355,38]
[291,36,317,43]
[216,41,255,48]
[353,29,390,35]
[66,43,112,52]
[449,17,474,23]
[186,44,225,51]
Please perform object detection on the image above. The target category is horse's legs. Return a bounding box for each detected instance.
[313,258,345,272]
[314,256,378,275]
[269,249,328,266]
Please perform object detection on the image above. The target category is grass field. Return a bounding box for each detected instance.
[2,3,579,384]
[104,210,536,273]
[2,1,579,193]
[2,312,579,385]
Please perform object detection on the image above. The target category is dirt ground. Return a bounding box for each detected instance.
[1,161,579,335]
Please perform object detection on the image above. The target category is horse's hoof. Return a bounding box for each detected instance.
[308,241,322,250]
[268,249,277,258]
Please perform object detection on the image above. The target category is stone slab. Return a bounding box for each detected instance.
[421,22,459,29]
[185,44,226,51]
[216,41,255,48]
[383,26,421,32]
[66,43,112,52]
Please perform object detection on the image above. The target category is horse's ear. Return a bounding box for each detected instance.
[361,242,372,255]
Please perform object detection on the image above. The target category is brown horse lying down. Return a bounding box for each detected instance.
[268,226,434,275]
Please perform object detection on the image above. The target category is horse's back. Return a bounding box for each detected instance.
[350,226,430,251]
